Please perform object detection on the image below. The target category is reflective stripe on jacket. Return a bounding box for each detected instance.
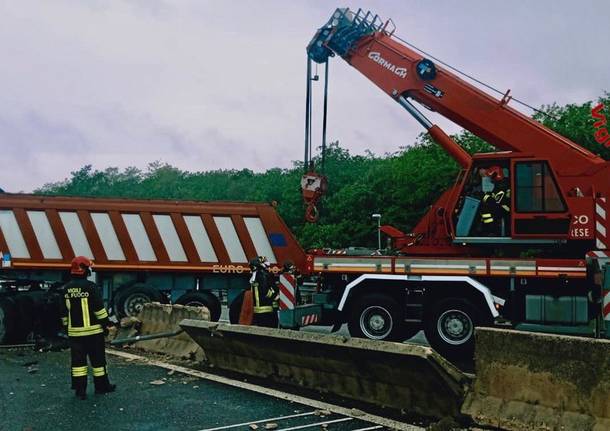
[60,278,109,337]
[250,270,278,314]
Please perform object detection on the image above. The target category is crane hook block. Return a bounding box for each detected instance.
[301,173,328,223]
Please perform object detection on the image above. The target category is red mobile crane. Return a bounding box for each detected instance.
[295,8,610,359]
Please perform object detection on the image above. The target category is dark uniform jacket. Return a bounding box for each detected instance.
[250,270,278,314]
[60,279,109,337]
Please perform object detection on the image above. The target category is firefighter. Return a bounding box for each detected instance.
[60,256,115,400]
[480,166,510,236]
[249,256,279,328]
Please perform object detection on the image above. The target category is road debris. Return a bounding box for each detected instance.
[264,423,278,430]
[149,379,166,385]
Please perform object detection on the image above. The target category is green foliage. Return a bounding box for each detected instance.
[37,94,608,249]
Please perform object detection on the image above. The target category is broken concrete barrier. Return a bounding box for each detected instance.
[180,320,470,419]
[462,328,610,431]
[132,303,210,360]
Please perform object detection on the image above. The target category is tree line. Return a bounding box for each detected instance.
[37,93,610,249]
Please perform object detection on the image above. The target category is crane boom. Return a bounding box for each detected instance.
[308,8,604,176]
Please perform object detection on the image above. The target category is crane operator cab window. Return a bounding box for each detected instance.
[455,162,511,237]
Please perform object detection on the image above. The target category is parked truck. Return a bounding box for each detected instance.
[0,193,306,343]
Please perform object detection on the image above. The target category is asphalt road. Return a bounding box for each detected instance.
[0,348,388,431]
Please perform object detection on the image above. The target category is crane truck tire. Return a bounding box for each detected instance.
[424,297,481,360]
[114,284,163,318]
[0,297,17,344]
[175,291,221,322]
[347,293,404,341]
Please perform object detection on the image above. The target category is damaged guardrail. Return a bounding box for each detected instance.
[462,328,610,431]
[179,319,471,420]
[112,303,209,360]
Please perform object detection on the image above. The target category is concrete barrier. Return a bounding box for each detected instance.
[462,328,610,431]
[180,320,470,420]
[133,303,210,360]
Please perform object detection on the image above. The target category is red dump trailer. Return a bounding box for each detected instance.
[0,193,306,343]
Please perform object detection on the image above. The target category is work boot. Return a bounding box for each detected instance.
[95,383,116,395]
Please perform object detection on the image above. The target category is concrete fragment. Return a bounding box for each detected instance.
[149,380,166,385]
[249,424,258,430]
[132,303,210,360]
[264,423,277,430]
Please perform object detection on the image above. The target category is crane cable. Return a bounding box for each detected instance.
[391,33,558,120]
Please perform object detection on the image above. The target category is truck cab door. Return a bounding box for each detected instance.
[511,160,571,238]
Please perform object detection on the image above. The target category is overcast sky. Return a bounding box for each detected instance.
[1,0,608,192]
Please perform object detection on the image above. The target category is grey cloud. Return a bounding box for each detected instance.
[0,0,608,192]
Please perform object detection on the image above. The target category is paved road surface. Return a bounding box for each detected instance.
[0,347,400,431]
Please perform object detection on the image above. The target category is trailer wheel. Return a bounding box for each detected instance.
[115,284,163,318]
[228,292,244,324]
[424,298,479,360]
[348,294,403,341]
[13,295,35,341]
[0,297,17,344]
[176,291,221,322]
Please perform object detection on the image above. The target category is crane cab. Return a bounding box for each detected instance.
[451,153,582,248]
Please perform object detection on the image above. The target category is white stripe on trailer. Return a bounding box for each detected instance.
[337,274,500,318]
[59,212,93,258]
[183,215,218,262]
[91,213,126,261]
[214,216,247,263]
[27,211,62,259]
[244,217,277,263]
[0,210,30,258]
[122,213,157,261]
[153,215,187,262]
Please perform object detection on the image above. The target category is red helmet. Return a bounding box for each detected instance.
[71,256,93,276]
[485,166,504,181]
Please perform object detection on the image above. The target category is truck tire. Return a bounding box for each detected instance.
[228,292,244,324]
[424,298,479,360]
[176,291,221,322]
[0,297,17,344]
[114,284,163,318]
[348,294,403,341]
[13,295,35,341]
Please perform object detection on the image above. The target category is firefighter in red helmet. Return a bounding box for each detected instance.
[59,256,115,399]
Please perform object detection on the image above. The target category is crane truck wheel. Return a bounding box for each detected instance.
[424,298,479,360]
[114,284,163,318]
[0,297,17,344]
[175,291,221,322]
[348,294,403,341]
